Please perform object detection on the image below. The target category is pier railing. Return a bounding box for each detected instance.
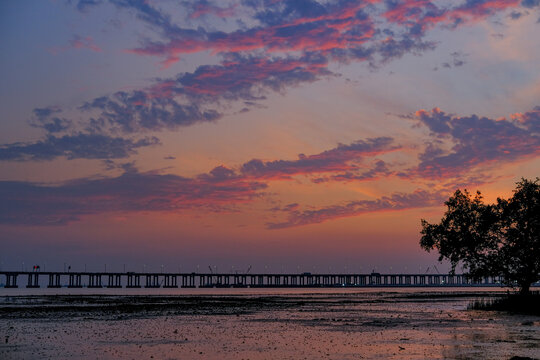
[0,271,512,289]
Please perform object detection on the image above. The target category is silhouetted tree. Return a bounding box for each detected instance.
[420,178,539,294]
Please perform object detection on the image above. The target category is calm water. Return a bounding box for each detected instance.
[1,288,539,359]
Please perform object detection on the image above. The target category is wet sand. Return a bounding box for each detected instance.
[1,290,539,359]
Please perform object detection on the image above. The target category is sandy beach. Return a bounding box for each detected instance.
[1,290,539,359]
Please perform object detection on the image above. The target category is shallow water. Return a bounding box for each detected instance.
[1,289,539,359]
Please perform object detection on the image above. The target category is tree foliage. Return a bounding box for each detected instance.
[420,178,540,294]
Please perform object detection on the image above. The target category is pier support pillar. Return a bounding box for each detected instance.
[107,274,122,288]
[145,274,160,288]
[26,273,40,288]
[127,274,141,288]
[163,275,178,288]
[68,274,82,288]
[88,274,102,288]
[47,274,61,288]
[5,274,18,288]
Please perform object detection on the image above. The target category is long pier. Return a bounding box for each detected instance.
[0,271,508,289]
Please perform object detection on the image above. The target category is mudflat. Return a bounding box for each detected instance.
[1,290,539,359]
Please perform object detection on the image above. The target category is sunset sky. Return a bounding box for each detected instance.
[1,0,539,274]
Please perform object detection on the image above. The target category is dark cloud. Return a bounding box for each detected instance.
[102,159,117,170]
[509,10,525,19]
[453,0,521,18]
[0,167,266,226]
[68,54,330,136]
[448,51,467,67]
[0,133,159,161]
[511,106,540,133]
[36,118,72,134]
[383,0,524,35]
[80,89,222,134]
[33,106,61,119]
[198,165,240,182]
[101,160,138,172]
[522,0,540,8]
[414,107,453,134]
[71,0,104,12]
[109,0,178,34]
[240,137,397,179]
[176,54,332,101]
[267,189,446,229]
[249,0,328,26]
[407,106,540,178]
[373,36,436,64]
[383,0,446,35]
[30,106,73,134]
[184,0,237,19]
[269,202,300,212]
[314,159,392,183]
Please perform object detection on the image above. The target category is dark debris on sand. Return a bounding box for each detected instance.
[0,295,308,320]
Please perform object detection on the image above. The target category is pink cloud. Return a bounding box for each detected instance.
[69,35,102,52]
[189,3,237,19]
[129,1,375,66]
[48,35,102,55]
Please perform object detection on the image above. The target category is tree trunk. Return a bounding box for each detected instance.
[519,282,530,296]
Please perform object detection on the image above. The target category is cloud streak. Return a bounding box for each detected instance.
[48,35,102,54]
[240,137,397,179]
[267,189,446,229]
[0,167,266,225]
[0,134,159,161]
[185,1,237,19]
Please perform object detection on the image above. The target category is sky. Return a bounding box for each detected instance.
[1,0,539,274]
